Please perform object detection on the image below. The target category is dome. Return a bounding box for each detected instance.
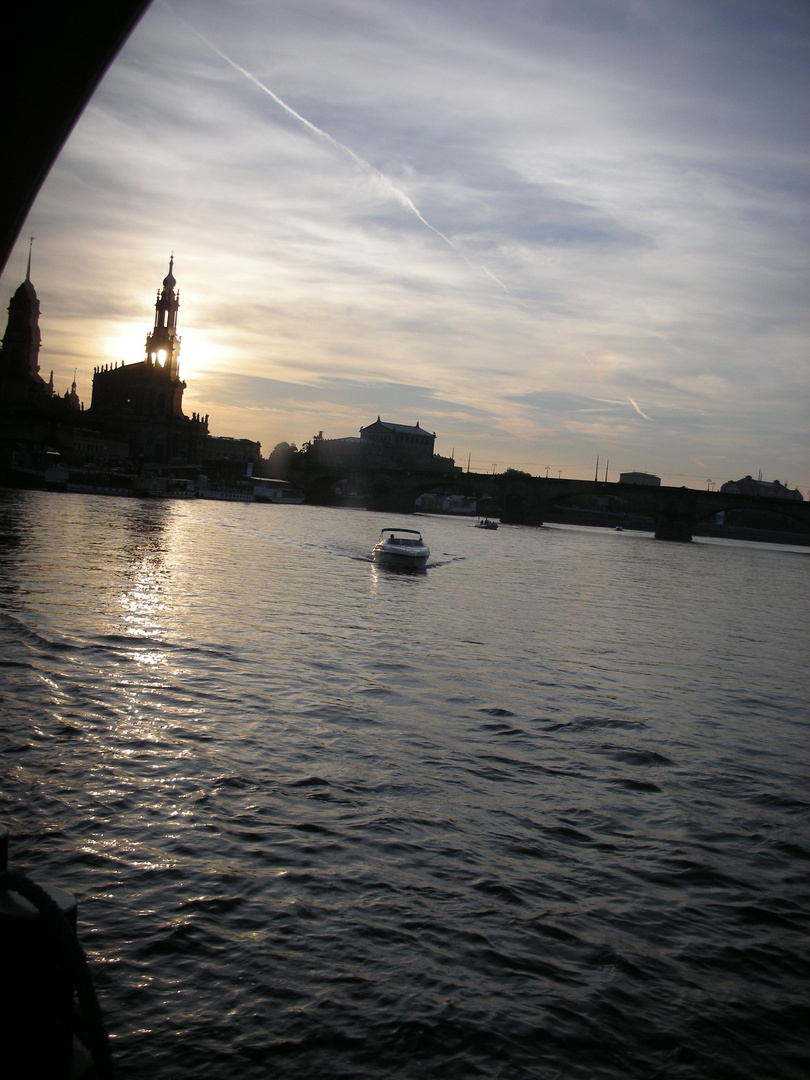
[162,255,176,292]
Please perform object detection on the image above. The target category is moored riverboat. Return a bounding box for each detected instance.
[252,479,305,504]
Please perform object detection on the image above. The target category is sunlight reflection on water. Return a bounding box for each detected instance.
[0,492,808,1080]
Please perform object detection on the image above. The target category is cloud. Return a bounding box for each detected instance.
[2,0,808,489]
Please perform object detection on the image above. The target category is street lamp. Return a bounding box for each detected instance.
[492,463,497,475]
[545,465,550,478]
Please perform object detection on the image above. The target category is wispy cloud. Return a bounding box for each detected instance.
[3,0,808,488]
[174,11,519,295]
[180,17,457,246]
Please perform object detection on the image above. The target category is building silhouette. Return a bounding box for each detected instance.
[0,241,81,412]
[721,475,802,501]
[619,471,661,487]
[0,242,84,478]
[88,257,208,465]
[1,254,210,483]
[307,417,453,473]
[359,417,436,466]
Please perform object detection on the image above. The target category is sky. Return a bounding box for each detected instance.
[2,0,808,490]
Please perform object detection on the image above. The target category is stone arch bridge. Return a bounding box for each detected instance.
[299,466,809,542]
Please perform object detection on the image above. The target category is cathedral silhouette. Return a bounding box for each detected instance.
[0,253,208,482]
[88,256,208,466]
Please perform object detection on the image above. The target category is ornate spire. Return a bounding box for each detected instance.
[163,253,176,292]
[146,255,181,376]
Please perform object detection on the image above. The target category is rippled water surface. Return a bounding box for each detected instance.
[1,490,808,1078]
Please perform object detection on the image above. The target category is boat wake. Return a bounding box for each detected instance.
[427,553,466,568]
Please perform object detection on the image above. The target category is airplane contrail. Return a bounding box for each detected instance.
[628,397,655,421]
[173,16,516,293]
[184,22,456,248]
[481,264,509,291]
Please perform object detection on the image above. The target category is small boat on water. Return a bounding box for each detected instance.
[371,527,430,569]
[475,518,498,530]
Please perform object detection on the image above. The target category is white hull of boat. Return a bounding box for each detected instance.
[371,527,430,569]
[254,493,305,504]
[199,489,253,502]
[252,480,305,504]
[372,550,429,568]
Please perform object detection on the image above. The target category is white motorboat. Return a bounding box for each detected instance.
[371,527,430,569]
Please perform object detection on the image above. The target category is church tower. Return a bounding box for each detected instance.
[0,239,46,387]
[88,254,208,465]
[144,255,181,378]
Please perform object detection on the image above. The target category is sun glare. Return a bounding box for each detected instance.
[101,321,146,366]
[176,326,225,380]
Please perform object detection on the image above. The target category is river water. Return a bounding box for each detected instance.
[1,490,808,1079]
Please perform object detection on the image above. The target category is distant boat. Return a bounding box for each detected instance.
[371,528,430,569]
[475,518,498,530]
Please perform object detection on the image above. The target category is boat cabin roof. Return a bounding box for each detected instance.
[379,527,423,540]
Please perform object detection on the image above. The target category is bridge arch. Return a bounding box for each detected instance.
[290,464,809,542]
